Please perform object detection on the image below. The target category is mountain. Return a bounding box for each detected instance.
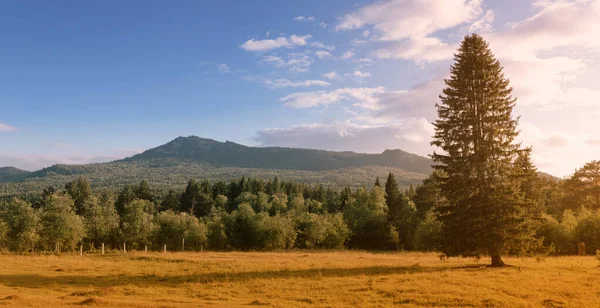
[0,136,434,195]
[0,167,30,182]
[125,136,433,173]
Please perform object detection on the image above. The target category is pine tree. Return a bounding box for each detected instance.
[384,173,399,209]
[432,34,536,267]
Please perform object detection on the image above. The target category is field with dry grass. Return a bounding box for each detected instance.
[0,251,597,307]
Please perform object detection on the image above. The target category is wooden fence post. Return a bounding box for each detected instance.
[101,243,105,255]
[123,242,126,254]
[145,245,148,253]
[182,238,185,252]
[163,244,166,254]
[80,245,83,256]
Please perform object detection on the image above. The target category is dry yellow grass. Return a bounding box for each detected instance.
[0,251,597,307]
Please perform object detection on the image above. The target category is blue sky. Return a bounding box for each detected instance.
[1,0,599,176]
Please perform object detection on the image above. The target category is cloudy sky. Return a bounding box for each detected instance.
[1,0,599,177]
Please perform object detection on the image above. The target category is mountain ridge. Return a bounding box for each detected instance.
[122,136,433,173]
[0,136,434,194]
[0,136,559,195]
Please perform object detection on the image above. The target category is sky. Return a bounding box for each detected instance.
[1,0,599,177]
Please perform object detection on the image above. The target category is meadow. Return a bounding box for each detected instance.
[0,251,597,307]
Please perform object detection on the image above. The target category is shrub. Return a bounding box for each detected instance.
[413,210,443,252]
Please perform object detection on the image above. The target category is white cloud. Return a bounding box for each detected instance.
[517,122,600,177]
[319,22,328,28]
[255,119,434,156]
[264,79,330,89]
[240,34,312,52]
[310,42,336,50]
[323,71,340,80]
[468,9,495,33]
[0,123,17,132]
[340,51,355,60]
[489,1,600,60]
[315,50,332,59]
[279,87,385,109]
[289,34,311,46]
[294,16,316,22]
[262,55,285,67]
[353,70,372,78]
[336,0,484,63]
[483,1,600,109]
[372,36,457,63]
[336,0,483,40]
[216,63,230,74]
[262,53,314,73]
[286,53,313,73]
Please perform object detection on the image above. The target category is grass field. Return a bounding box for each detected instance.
[0,251,597,307]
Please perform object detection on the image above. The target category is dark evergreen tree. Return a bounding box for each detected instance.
[413,171,446,217]
[432,33,536,267]
[160,190,180,212]
[136,180,153,201]
[64,177,92,215]
[385,173,401,224]
[116,185,137,216]
[180,179,200,214]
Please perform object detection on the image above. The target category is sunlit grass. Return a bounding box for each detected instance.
[0,251,597,307]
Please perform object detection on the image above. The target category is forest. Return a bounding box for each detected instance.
[0,157,598,256]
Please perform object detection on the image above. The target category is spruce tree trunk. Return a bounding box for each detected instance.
[490,249,505,267]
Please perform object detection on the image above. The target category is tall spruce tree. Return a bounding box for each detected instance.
[432,34,537,267]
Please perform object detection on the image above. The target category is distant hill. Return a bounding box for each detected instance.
[125,136,434,173]
[0,136,434,195]
[0,167,30,182]
[538,171,561,182]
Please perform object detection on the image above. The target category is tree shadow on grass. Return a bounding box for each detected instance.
[0,264,462,289]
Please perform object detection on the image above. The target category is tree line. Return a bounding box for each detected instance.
[0,156,598,255]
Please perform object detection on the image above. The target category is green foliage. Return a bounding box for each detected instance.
[262,214,296,250]
[84,195,120,249]
[563,161,600,210]
[0,162,426,198]
[296,212,350,249]
[413,171,446,216]
[574,212,600,254]
[0,198,39,252]
[155,210,206,251]
[344,187,393,250]
[64,177,92,216]
[226,203,264,250]
[206,208,228,250]
[38,194,85,252]
[413,211,443,252]
[120,199,156,249]
[3,164,600,254]
[537,214,574,255]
